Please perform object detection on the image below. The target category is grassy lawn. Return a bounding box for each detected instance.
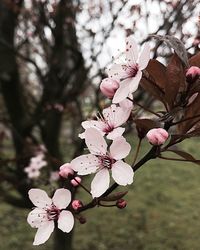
[1,138,200,250]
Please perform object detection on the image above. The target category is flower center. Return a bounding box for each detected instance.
[47,206,60,221]
[99,155,115,169]
[122,64,139,78]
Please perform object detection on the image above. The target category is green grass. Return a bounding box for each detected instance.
[1,138,200,250]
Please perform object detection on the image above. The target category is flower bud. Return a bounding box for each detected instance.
[72,200,83,211]
[59,163,74,178]
[71,176,82,187]
[146,128,168,145]
[186,66,200,83]
[78,216,86,224]
[116,199,127,209]
[100,78,119,98]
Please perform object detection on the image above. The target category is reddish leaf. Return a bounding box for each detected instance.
[166,149,200,165]
[166,54,186,109]
[134,118,160,139]
[189,52,200,68]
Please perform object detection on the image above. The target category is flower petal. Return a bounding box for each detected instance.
[85,128,107,155]
[91,168,110,198]
[106,127,125,140]
[102,104,130,128]
[27,208,48,228]
[58,211,74,233]
[79,121,106,139]
[110,137,131,160]
[28,189,52,208]
[125,36,139,65]
[33,221,54,245]
[71,154,99,175]
[138,43,151,70]
[112,160,134,185]
[52,189,71,209]
[112,79,131,103]
[107,64,127,80]
[129,70,142,93]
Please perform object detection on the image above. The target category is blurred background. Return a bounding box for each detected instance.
[0,0,200,249]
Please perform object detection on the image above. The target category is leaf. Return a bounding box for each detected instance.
[141,68,166,105]
[134,118,160,139]
[165,54,186,109]
[189,52,200,68]
[178,93,200,133]
[150,35,189,67]
[166,149,200,165]
[100,191,128,202]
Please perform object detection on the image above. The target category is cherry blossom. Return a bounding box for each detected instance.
[71,128,134,198]
[107,36,150,103]
[79,104,131,140]
[24,153,47,179]
[27,188,74,245]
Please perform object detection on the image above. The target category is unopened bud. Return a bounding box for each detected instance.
[78,216,86,224]
[146,128,168,145]
[72,200,83,211]
[71,176,82,187]
[100,78,119,98]
[59,163,74,178]
[116,199,127,209]
[186,66,200,83]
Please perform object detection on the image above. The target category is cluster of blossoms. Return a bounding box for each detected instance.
[24,153,47,179]
[27,35,200,245]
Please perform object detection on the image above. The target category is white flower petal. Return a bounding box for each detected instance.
[102,104,130,128]
[107,64,127,80]
[112,160,134,185]
[71,154,99,175]
[112,79,131,104]
[52,189,71,209]
[82,120,105,130]
[33,221,54,245]
[138,43,151,70]
[85,128,107,155]
[58,211,74,233]
[110,137,131,160]
[106,127,125,140]
[129,70,142,93]
[28,189,52,208]
[91,168,110,198]
[125,36,139,65]
[27,208,48,228]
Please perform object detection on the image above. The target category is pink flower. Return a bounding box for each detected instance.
[71,176,82,187]
[27,188,74,245]
[71,200,83,210]
[24,153,47,179]
[79,104,131,140]
[146,128,169,145]
[100,78,119,98]
[71,128,134,198]
[186,66,200,83]
[108,36,150,103]
[59,163,74,178]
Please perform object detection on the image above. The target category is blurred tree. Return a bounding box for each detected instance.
[0,0,199,249]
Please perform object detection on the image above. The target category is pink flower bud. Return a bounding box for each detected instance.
[146,128,169,145]
[72,200,83,211]
[71,176,82,187]
[116,199,127,209]
[100,78,119,98]
[59,163,74,178]
[186,66,200,83]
